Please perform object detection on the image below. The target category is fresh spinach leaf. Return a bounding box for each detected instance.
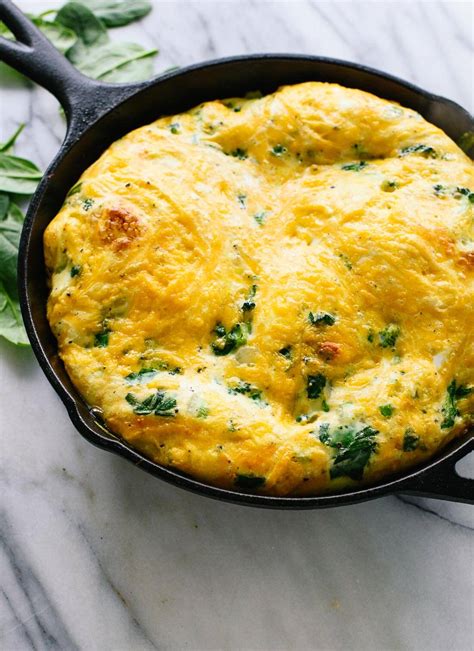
[57,1,108,64]
[0,153,42,195]
[0,123,25,153]
[0,17,76,56]
[76,42,158,82]
[0,194,9,219]
[9,202,26,223]
[0,197,27,345]
[0,280,28,346]
[31,16,78,54]
[0,210,22,297]
[80,0,152,27]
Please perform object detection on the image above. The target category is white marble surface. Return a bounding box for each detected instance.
[1,1,473,649]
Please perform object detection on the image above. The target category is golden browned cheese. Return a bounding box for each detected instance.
[44,82,474,495]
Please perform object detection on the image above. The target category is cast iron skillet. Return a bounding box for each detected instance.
[1,0,473,508]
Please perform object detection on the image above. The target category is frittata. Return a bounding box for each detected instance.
[44,82,474,495]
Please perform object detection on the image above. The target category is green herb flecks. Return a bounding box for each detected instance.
[82,197,94,211]
[441,380,472,429]
[234,474,266,490]
[271,144,287,157]
[196,404,209,419]
[455,187,474,203]
[399,144,437,158]
[308,311,336,326]
[307,374,326,399]
[433,184,474,203]
[253,211,267,226]
[125,367,158,384]
[126,390,177,416]
[278,346,292,360]
[70,264,81,277]
[211,321,249,356]
[338,253,353,270]
[381,180,399,192]
[127,360,181,382]
[378,324,400,348]
[242,284,257,312]
[157,360,182,374]
[403,428,419,452]
[230,148,248,160]
[318,422,378,480]
[379,404,394,418]
[341,161,368,172]
[94,328,110,347]
[237,193,247,208]
[228,381,263,402]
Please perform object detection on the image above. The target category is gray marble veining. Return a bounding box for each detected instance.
[0,1,473,650]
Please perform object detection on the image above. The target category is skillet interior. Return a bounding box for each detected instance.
[19,55,474,507]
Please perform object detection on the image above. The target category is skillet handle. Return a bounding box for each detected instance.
[0,0,143,133]
[397,439,474,505]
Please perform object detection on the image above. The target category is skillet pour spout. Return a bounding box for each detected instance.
[0,0,473,508]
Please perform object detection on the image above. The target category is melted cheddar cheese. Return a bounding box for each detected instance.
[44,82,474,495]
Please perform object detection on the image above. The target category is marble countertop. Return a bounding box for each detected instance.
[1,1,473,649]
